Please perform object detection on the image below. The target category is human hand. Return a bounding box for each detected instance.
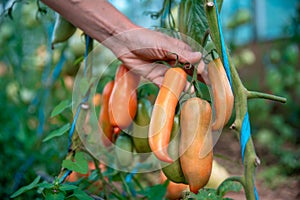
[40,0,204,86]
[102,27,205,87]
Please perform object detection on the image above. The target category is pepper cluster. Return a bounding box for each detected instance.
[98,61,233,199]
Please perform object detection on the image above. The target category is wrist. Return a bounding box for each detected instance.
[111,19,139,36]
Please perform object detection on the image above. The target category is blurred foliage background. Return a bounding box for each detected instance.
[0,0,299,199]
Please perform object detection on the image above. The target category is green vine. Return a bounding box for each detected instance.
[204,1,287,200]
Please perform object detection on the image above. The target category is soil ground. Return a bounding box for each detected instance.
[214,129,300,200]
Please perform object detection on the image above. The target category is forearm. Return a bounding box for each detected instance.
[41,0,138,42]
[40,0,203,86]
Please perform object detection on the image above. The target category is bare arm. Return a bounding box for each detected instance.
[41,0,137,42]
[41,0,204,86]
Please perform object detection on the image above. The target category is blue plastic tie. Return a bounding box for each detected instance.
[68,105,81,149]
[67,94,90,148]
[84,35,91,76]
[59,169,72,184]
[37,102,46,136]
[213,1,258,199]
[50,53,66,85]
[124,163,140,197]
[67,35,91,150]
[125,166,139,183]
[12,156,35,191]
[37,50,65,136]
[240,111,251,162]
[254,185,259,200]
[213,0,232,87]
[213,0,253,165]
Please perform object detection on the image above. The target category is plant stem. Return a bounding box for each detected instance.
[204,1,263,199]
[120,172,134,200]
[247,91,287,103]
[58,131,82,182]
[90,155,109,199]
[216,176,244,195]
[228,55,258,200]
[86,149,124,199]
[243,138,260,200]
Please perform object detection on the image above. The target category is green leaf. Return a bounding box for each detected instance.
[45,191,65,200]
[143,182,168,200]
[37,182,53,189]
[137,82,159,98]
[218,180,242,197]
[10,176,41,198]
[62,151,89,174]
[43,123,71,142]
[189,188,222,200]
[102,166,119,177]
[59,184,78,191]
[74,56,84,66]
[71,189,93,200]
[178,0,209,44]
[51,99,71,118]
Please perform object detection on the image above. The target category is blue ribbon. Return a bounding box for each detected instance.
[62,35,93,184]
[125,165,139,183]
[59,169,72,183]
[84,35,93,76]
[50,53,66,85]
[213,1,258,199]
[68,105,81,149]
[124,164,140,197]
[254,185,259,200]
[67,94,90,149]
[37,46,66,136]
[213,0,232,87]
[65,35,92,184]
[240,111,251,162]
[68,35,91,150]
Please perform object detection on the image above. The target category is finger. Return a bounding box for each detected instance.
[137,62,169,87]
[197,59,206,74]
[162,36,202,64]
[180,51,202,65]
[200,62,210,85]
